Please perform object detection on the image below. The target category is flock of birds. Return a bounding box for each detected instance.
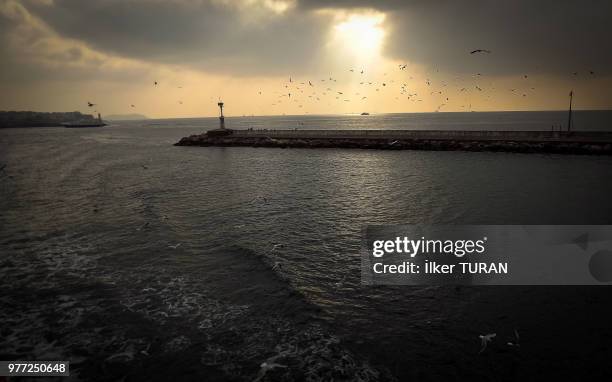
[253,49,597,113]
[255,49,598,113]
[85,49,596,114]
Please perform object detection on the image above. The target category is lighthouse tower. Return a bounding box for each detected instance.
[207,100,233,137]
[218,100,225,130]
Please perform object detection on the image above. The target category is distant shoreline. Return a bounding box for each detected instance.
[0,111,96,128]
[105,114,149,121]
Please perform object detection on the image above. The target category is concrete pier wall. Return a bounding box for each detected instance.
[231,129,612,143]
[176,129,612,154]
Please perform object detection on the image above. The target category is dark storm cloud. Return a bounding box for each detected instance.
[301,0,612,75]
[21,0,331,76]
[384,0,612,75]
[12,0,612,76]
[0,4,54,84]
[0,2,150,85]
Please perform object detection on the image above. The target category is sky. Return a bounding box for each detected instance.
[1,0,611,118]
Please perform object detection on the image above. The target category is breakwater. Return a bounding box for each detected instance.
[175,129,612,155]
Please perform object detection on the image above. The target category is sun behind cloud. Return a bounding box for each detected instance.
[330,11,385,63]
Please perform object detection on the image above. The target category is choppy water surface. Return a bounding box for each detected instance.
[2,112,612,381]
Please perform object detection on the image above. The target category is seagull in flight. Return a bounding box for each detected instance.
[507,329,521,347]
[470,49,491,54]
[479,333,496,354]
[270,243,284,252]
[254,362,287,382]
[271,261,283,271]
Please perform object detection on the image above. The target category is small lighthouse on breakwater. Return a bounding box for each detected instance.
[206,99,233,137]
[218,100,225,130]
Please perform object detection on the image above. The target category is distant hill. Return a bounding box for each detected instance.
[105,114,149,121]
[0,111,96,128]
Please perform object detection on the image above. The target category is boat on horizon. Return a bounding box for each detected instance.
[63,113,107,128]
[360,112,370,115]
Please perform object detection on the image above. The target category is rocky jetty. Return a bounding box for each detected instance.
[175,130,612,155]
[0,111,97,128]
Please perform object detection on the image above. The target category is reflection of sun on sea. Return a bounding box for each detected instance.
[331,12,385,63]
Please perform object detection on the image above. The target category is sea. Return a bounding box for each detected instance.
[1,111,612,381]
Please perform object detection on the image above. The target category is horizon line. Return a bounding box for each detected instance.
[109,108,612,120]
